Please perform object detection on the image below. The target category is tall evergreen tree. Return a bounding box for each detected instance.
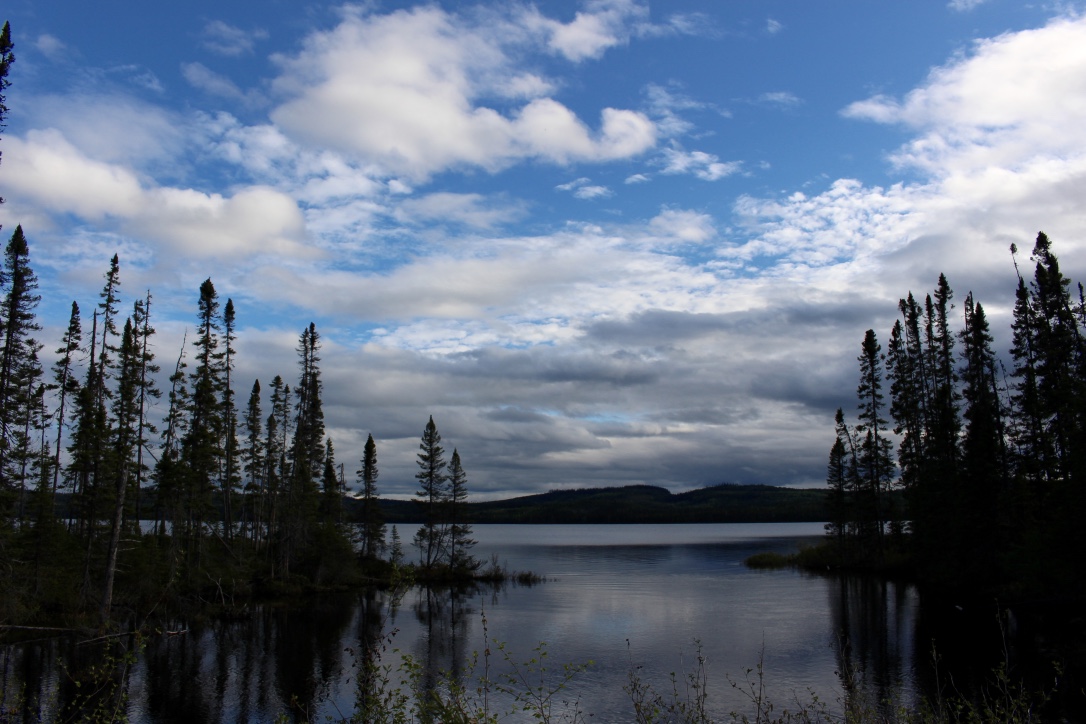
[220,298,239,540]
[50,302,82,515]
[854,329,894,558]
[0,21,13,208]
[414,416,447,569]
[0,226,42,490]
[280,324,324,576]
[825,408,857,551]
[957,293,1008,589]
[181,278,224,547]
[240,379,264,543]
[445,448,476,571]
[100,317,140,623]
[357,433,384,561]
[130,293,160,523]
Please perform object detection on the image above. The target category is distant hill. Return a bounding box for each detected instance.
[52,483,827,525]
[362,484,828,524]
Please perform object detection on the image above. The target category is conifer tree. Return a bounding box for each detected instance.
[446,448,476,571]
[241,379,264,543]
[280,324,324,575]
[357,433,384,561]
[50,302,82,514]
[958,293,1007,588]
[101,317,140,622]
[414,416,447,569]
[0,226,42,490]
[130,293,160,523]
[854,329,894,557]
[825,408,856,550]
[320,437,342,525]
[220,299,239,540]
[181,278,224,547]
[0,21,13,208]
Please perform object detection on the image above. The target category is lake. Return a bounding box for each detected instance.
[3,523,963,722]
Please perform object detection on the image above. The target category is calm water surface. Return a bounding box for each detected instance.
[4,523,928,722]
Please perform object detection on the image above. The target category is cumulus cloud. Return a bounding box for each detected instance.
[3,129,311,261]
[269,5,656,178]
[843,15,1086,180]
[521,0,650,62]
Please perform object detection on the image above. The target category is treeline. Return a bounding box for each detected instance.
[0,21,482,626]
[0,239,486,623]
[827,232,1086,601]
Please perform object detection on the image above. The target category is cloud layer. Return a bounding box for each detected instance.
[3,4,1086,499]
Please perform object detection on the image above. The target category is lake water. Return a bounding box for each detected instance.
[3,523,941,722]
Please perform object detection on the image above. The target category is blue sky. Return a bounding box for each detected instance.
[2,1,1086,498]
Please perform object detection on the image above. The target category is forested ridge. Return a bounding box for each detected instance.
[826,232,1086,604]
[370,483,829,524]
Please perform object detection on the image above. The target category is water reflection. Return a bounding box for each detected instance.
[0,524,1015,722]
[828,575,919,715]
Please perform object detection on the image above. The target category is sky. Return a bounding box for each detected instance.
[2,1,1086,500]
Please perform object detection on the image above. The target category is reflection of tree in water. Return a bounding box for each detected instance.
[272,598,354,721]
[412,585,476,698]
[144,625,214,723]
[1,633,58,719]
[829,574,917,714]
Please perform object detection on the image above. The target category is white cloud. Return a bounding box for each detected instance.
[575,185,612,200]
[201,20,268,56]
[767,18,783,34]
[522,0,650,62]
[35,34,67,61]
[758,91,801,108]
[625,173,650,184]
[660,145,742,181]
[648,208,716,243]
[842,15,1086,179]
[182,62,263,106]
[556,177,612,199]
[3,129,311,261]
[948,0,989,11]
[393,192,526,229]
[269,5,656,178]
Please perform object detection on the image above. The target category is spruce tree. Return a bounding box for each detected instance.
[281,324,324,576]
[240,379,264,543]
[0,21,13,207]
[357,433,384,561]
[958,293,1007,588]
[130,293,160,523]
[854,329,894,558]
[0,226,42,490]
[446,448,476,571]
[50,302,82,515]
[181,278,224,547]
[825,408,856,551]
[414,416,447,569]
[220,299,239,540]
